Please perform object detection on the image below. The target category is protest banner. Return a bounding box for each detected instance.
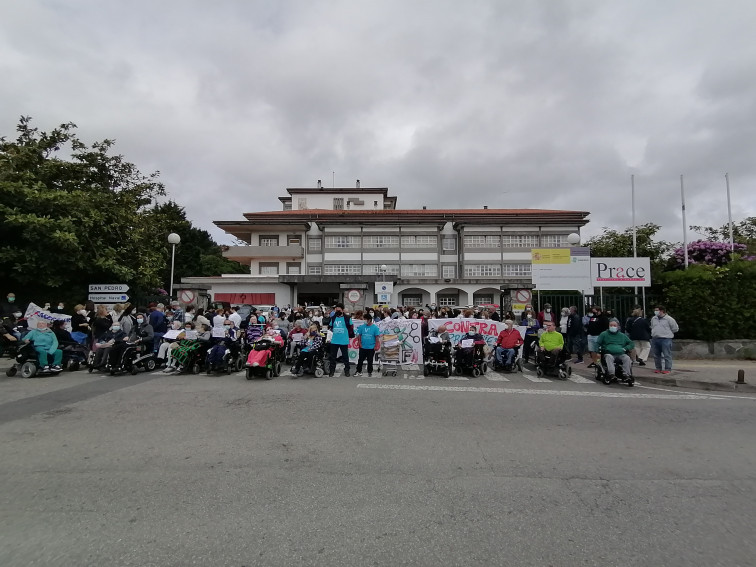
[429,318,526,351]
[376,319,423,364]
[24,303,72,331]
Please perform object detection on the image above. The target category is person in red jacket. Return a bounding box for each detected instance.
[494,319,524,369]
[537,303,557,327]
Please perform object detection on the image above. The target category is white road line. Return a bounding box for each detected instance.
[485,374,511,382]
[524,374,552,383]
[567,374,594,384]
[636,384,753,400]
[356,383,724,400]
[446,375,470,381]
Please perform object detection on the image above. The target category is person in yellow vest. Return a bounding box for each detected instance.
[537,321,564,366]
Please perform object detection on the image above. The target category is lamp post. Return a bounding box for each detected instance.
[168,233,181,300]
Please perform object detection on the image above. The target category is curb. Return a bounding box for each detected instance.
[637,374,756,393]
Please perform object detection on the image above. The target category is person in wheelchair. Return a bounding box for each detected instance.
[596,320,634,380]
[455,325,485,368]
[494,319,523,370]
[291,325,324,376]
[536,321,564,369]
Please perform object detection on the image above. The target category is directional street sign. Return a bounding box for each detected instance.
[89,293,129,303]
[89,284,129,293]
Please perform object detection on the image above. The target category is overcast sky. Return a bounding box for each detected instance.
[2,0,754,245]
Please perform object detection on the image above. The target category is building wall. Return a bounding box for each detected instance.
[292,192,386,210]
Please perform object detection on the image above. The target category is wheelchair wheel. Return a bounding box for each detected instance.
[536,366,543,377]
[444,366,451,378]
[472,367,480,377]
[21,362,37,378]
[275,361,282,376]
[558,369,567,380]
[454,366,463,376]
[601,372,612,385]
[235,357,245,372]
[481,362,488,373]
[130,366,139,376]
[145,358,157,372]
[627,376,635,387]
[245,368,253,380]
[423,365,430,376]
[314,368,324,378]
[567,366,572,376]
[265,369,273,380]
[192,363,201,375]
[6,366,17,377]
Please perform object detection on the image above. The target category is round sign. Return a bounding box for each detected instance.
[346,289,362,303]
[178,289,196,304]
[514,289,532,303]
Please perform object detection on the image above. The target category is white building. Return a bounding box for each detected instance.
[181,182,590,309]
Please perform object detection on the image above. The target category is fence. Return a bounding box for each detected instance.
[500,291,662,318]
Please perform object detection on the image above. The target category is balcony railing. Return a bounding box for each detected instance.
[222,245,304,261]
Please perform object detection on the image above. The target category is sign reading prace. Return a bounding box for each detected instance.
[591,257,651,287]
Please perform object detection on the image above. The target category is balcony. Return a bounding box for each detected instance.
[222,245,304,262]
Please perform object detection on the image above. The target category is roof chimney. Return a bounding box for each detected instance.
[483,205,488,209]
[317,179,322,189]
[422,206,427,210]
[356,179,360,189]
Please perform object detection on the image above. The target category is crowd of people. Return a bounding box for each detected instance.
[1,290,679,377]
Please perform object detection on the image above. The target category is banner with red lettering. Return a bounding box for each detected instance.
[428,318,526,351]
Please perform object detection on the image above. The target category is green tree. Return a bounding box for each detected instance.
[691,217,756,256]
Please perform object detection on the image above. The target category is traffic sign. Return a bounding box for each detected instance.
[346,289,362,303]
[377,293,391,303]
[375,281,393,294]
[89,284,129,293]
[89,293,129,303]
[178,289,196,304]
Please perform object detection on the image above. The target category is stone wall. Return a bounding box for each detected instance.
[672,339,756,360]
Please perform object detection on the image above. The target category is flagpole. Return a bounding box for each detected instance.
[725,173,734,252]
[631,175,638,305]
[681,174,689,269]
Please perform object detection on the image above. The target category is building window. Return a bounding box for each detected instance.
[473,294,494,305]
[464,235,500,248]
[401,235,437,248]
[502,263,532,276]
[363,264,400,275]
[259,235,279,247]
[298,197,308,209]
[333,198,344,210]
[324,236,358,248]
[400,264,438,277]
[501,234,539,248]
[259,262,279,275]
[541,234,567,247]
[308,238,321,252]
[283,201,292,211]
[437,294,458,307]
[442,237,457,251]
[401,294,422,307]
[323,264,361,275]
[308,265,322,275]
[464,264,502,277]
[363,235,399,248]
[287,262,301,275]
[442,265,456,279]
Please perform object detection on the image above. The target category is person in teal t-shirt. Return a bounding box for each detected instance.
[354,314,381,377]
[327,303,354,376]
[24,320,63,371]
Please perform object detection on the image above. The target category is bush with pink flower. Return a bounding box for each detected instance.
[671,240,748,269]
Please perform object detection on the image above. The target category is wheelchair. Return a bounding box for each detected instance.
[423,338,452,377]
[492,345,523,373]
[290,343,327,378]
[594,349,635,387]
[5,341,63,378]
[453,343,487,377]
[535,347,571,380]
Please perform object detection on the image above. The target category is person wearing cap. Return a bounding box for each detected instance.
[537,303,555,326]
[495,319,523,369]
[327,303,354,377]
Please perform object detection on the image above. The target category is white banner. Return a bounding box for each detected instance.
[591,257,652,287]
[429,318,526,351]
[24,303,72,331]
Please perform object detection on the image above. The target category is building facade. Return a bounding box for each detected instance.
[181,184,590,309]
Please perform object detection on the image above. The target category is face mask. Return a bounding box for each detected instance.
[609,327,618,333]
[79,309,87,316]
[7,297,15,302]
[224,325,231,330]
[13,312,22,318]
[58,305,64,310]
[654,310,660,317]
[166,316,173,321]
[546,309,551,313]
[468,331,475,336]
[112,326,121,332]
[185,327,192,331]
[137,318,144,324]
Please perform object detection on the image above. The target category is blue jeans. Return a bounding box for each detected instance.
[495,346,515,366]
[651,337,673,370]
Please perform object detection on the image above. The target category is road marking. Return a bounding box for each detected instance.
[486,374,511,382]
[524,374,552,383]
[567,374,594,384]
[356,383,725,400]
[636,384,753,400]
[446,375,470,381]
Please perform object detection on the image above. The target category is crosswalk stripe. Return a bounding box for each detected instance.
[568,374,594,384]
[524,374,553,383]
[485,374,511,382]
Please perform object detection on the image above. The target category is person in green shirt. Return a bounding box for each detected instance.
[596,320,634,378]
[537,321,564,366]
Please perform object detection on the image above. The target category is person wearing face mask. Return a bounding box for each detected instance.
[327,303,355,377]
[23,320,64,372]
[537,303,555,327]
[1,292,21,317]
[206,319,239,370]
[624,308,651,366]
[91,322,128,370]
[291,325,324,376]
[353,314,381,377]
[521,309,541,364]
[585,306,610,368]
[149,303,167,351]
[70,304,92,338]
[92,305,113,341]
[495,319,524,370]
[650,306,679,374]
[596,321,634,380]
[566,306,586,364]
[455,325,484,368]
[537,321,564,367]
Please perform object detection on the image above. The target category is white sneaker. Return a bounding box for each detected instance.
[353,372,362,377]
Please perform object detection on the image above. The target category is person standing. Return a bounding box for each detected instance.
[327,303,354,377]
[566,306,585,364]
[354,314,381,377]
[228,306,242,329]
[149,303,167,349]
[586,307,609,368]
[625,308,651,366]
[651,306,679,374]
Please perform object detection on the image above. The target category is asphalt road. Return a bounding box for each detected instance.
[1,364,755,566]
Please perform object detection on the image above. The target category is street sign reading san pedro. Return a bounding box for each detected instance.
[89,284,129,293]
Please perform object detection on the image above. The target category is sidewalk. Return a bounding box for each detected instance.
[629,360,756,393]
